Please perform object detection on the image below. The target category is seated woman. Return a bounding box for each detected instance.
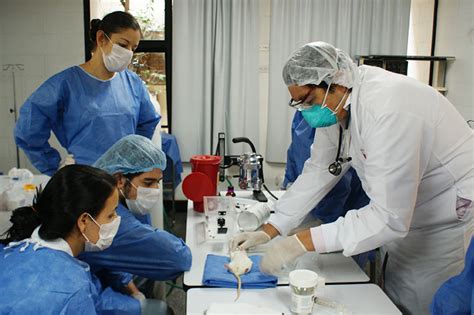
[0,165,139,314]
[80,135,192,297]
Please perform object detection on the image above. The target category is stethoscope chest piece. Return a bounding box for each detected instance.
[328,161,342,176]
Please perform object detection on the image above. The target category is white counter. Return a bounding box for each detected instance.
[183,190,369,288]
[187,284,401,314]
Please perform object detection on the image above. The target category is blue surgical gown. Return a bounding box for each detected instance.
[431,236,474,314]
[161,132,184,188]
[283,111,369,223]
[80,203,192,282]
[0,241,140,315]
[95,211,150,290]
[14,66,160,176]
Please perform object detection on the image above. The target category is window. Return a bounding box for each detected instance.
[84,0,173,133]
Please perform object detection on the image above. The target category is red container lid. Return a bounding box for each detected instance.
[190,155,221,165]
[182,172,215,202]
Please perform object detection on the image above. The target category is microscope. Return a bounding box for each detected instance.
[215,133,268,202]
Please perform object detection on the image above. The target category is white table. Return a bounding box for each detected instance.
[0,175,50,234]
[183,190,369,288]
[187,284,401,315]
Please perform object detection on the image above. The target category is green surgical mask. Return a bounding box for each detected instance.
[301,105,338,128]
[301,85,349,128]
[300,84,337,128]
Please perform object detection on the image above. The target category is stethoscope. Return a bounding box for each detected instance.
[328,109,352,176]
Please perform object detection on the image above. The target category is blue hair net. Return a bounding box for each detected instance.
[94,135,166,174]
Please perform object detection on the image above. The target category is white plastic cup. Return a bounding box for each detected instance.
[289,269,325,315]
[237,203,271,231]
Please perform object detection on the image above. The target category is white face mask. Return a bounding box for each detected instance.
[100,33,133,72]
[123,182,161,216]
[82,213,121,252]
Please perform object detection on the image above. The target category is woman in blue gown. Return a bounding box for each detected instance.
[0,165,141,314]
[14,11,160,176]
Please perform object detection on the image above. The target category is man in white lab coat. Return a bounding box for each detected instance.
[230,42,473,314]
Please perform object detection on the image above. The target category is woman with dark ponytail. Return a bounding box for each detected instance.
[0,165,144,314]
[14,11,160,176]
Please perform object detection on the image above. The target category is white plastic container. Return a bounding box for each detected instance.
[289,269,325,315]
[237,203,271,231]
[1,183,37,212]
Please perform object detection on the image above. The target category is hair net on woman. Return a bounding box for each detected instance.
[94,134,166,174]
[282,41,358,88]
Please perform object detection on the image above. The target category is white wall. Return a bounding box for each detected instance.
[0,0,84,174]
[435,0,473,119]
[407,0,473,119]
[407,0,434,83]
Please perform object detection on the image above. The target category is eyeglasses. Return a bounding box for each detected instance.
[288,87,316,110]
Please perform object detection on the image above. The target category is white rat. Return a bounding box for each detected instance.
[224,249,253,301]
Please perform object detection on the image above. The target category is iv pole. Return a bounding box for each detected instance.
[2,63,24,169]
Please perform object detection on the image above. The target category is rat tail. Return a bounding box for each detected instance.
[234,274,241,301]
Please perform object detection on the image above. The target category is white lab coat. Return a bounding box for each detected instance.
[268,65,474,314]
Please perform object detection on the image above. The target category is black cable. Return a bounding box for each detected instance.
[329,109,352,176]
[335,125,343,162]
[219,162,235,169]
[263,184,278,200]
[429,0,439,86]
[382,252,389,290]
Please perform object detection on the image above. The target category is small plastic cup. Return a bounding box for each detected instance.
[289,269,325,315]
